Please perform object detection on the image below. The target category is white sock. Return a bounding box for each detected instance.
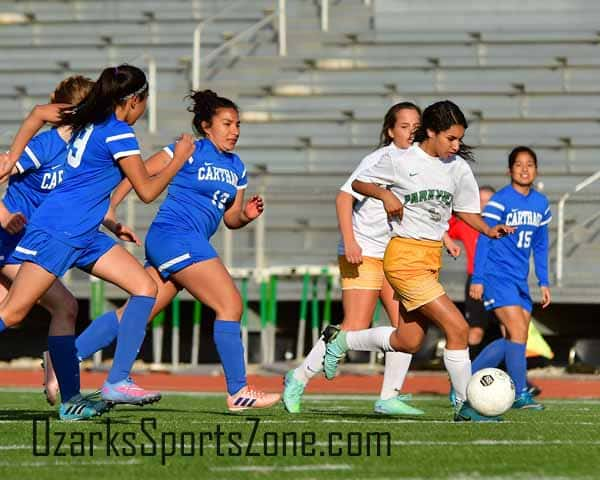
[444,348,471,404]
[380,351,412,400]
[293,338,326,384]
[346,326,396,352]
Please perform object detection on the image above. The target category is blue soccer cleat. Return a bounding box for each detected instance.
[454,401,503,422]
[322,326,348,380]
[512,391,544,410]
[282,370,306,414]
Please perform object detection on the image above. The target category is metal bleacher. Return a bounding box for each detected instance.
[0,0,599,302]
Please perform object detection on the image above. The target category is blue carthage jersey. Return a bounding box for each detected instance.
[472,184,552,286]
[152,139,247,238]
[29,114,140,247]
[3,128,67,221]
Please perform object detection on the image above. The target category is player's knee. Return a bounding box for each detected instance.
[215,293,243,320]
[448,321,469,345]
[62,294,79,323]
[393,332,423,354]
[134,277,158,298]
[468,328,484,346]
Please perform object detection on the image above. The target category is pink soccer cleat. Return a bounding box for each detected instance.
[226,385,281,412]
[101,378,162,405]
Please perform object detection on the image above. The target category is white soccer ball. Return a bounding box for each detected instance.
[467,368,516,416]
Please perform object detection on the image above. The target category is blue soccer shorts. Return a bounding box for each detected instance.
[482,274,533,312]
[144,222,218,279]
[11,226,116,277]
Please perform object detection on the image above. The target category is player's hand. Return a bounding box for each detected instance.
[540,286,551,309]
[1,212,26,235]
[443,237,461,258]
[243,195,264,220]
[173,133,196,162]
[382,191,403,220]
[469,283,484,301]
[487,224,515,239]
[344,239,363,264]
[114,222,141,246]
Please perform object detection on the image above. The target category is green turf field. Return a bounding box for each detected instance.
[1,390,599,479]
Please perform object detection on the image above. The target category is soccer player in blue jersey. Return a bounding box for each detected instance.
[469,146,551,410]
[63,89,280,412]
[0,65,195,420]
[0,76,97,407]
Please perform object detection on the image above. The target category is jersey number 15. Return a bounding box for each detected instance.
[517,230,532,249]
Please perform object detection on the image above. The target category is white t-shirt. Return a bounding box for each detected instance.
[337,144,404,259]
[355,144,480,241]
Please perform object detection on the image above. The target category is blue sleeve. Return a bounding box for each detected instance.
[472,221,492,284]
[105,125,140,161]
[533,201,552,286]
[15,134,45,174]
[236,158,248,190]
[162,143,176,158]
[472,196,503,284]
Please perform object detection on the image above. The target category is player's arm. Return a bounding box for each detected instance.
[455,211,514,238]
[336,191,362,264]
[443,232,461,258]
[107,149,173,213]
[223,188,263,229]
[532,213,552,308]
[351,181,403,220]
[0,200,26,235]
[1,104,68,180]
[118,134,195,204]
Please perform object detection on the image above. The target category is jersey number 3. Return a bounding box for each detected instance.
[212,190,230,210]
[517,230,532,249]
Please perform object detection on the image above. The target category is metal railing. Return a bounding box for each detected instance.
[556,169,600,286]
[192,0,287,91]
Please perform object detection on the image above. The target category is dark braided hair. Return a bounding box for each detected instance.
[187,89,239,137]
[413,100,474,161]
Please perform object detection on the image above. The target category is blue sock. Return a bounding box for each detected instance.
[0,317,6,334]
[107,296,155,384]
[76,311,119,361]
[47,335,80,403]
[471,338,507,373]
[505,340,527,395]
[213,320,246,395]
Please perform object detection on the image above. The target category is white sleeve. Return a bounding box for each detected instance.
[355,151,398,186]
[339,151,381,201]
[453,163,481,213]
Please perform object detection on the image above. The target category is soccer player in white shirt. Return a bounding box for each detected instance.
[283,103,459,415]
[321,100,514,421]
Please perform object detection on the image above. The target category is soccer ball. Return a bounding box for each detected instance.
[467,368,516,416]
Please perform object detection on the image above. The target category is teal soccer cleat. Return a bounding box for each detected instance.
[59,393,112,421]
[322,326,348,380]
[454,401,503,422]
[282,370,306,414]
[374,396,425,416]
[512,391,545,410]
